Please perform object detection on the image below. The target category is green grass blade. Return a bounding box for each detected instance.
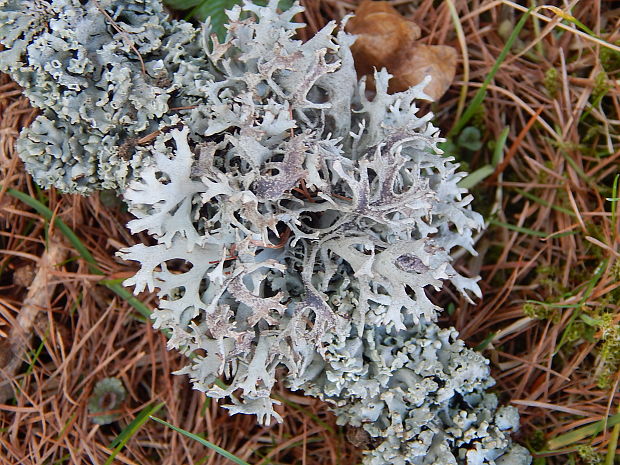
[568,17,597,38]
[488,218,547,237]
[150,416,251,465]
[186,0,294,40]
[51,453,71,465]
[105,402,165,464]
[606,411,620,465]
[546,412,620,450]
[25,334,47,376]
[5,186,153,319]
[189,0,240,39]
[458,164,495,189]
[101,279,153,320]
[492,126,510,167]
[529,0,544,58]
[56,412,78,442]
[448,8,533,138]
[610,173,619,240]
[163,0,203,9]
[558,150,595,187]
[540,6,598,38]
[525,300,582,310]
[514,189,577,217]
[474,332,496,351]
[6,187,99,271]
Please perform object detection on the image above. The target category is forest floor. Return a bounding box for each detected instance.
[1,0,619,464]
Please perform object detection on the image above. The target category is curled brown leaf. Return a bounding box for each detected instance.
[347,0,457,101]
[389,44,457,99]
[347,1,420,75]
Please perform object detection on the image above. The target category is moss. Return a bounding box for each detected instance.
[582,125,603,146]
[611,261,620,281]
[536,265,568,296]
[576,445,602,465]
[535,160,554,184]
[563,318,597,346]
[543,67,560,99]
[470,104,487,134]
[523,302,555,321]
[584,222,607,259]
[591,72,610,107]
[527,429,546,452]
[596,313,620,389]
[600,40,620,74]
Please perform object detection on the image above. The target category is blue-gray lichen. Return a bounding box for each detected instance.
[296,318,530,464]
[0,0,200,193]
[1,0,531,463]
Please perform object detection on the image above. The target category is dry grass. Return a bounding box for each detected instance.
[1,0,620,464]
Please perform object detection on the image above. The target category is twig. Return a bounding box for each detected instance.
[487,107,544,184]
[0,240,67,403]
[91,0,147,76]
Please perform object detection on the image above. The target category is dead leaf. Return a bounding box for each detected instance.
[347,0,457,101]
[347,1,420,75]
[389,44,457,99]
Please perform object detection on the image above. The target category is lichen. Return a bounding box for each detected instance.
[0,0,200,193]
[295,319,531,464]
[1,0,531,463]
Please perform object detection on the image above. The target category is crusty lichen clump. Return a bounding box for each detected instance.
[0,0,199,192]
[0,0,531,463]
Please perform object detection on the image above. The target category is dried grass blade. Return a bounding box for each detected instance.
[445,0,469,125]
